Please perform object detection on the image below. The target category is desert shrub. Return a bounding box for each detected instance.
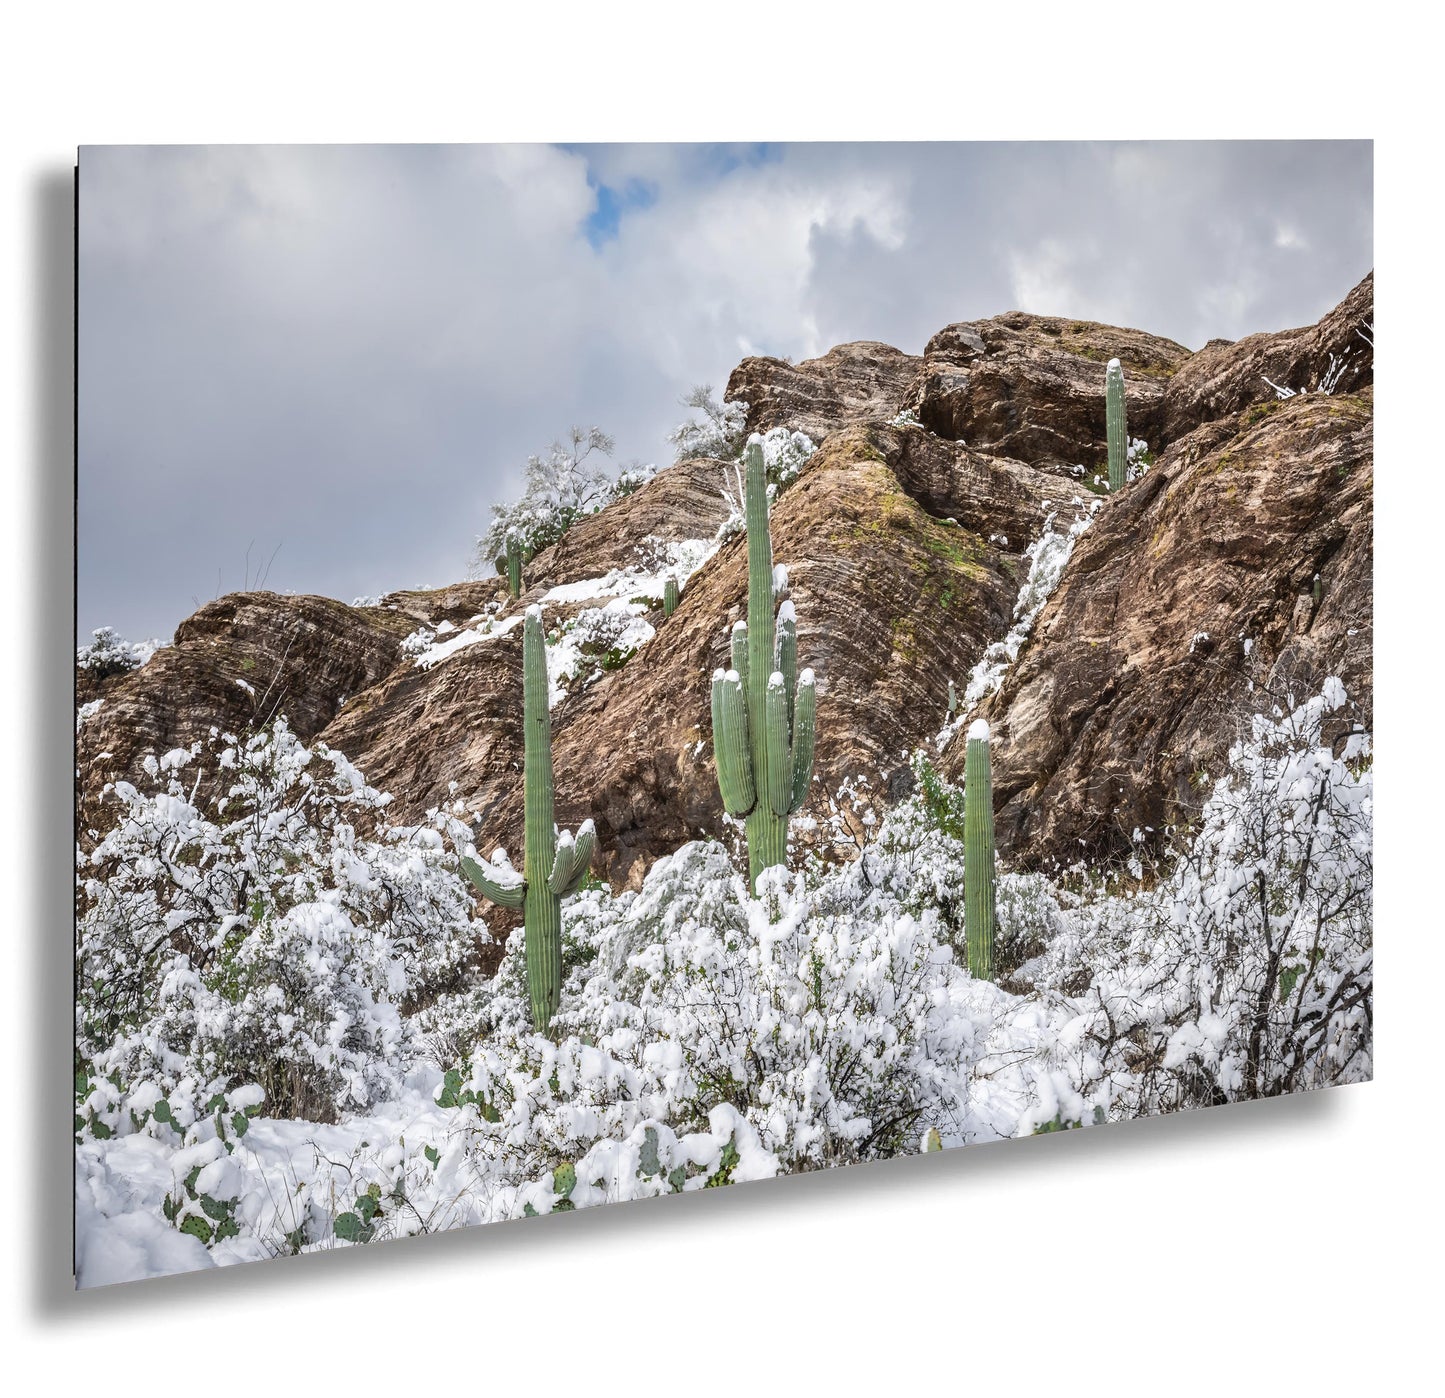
[813,754,970,951]
[77,625,160,678]
[668,384,749,462]
[995,872,1067,981]
[419,840,997,1223]
[76,719,485,1120]
[1031,679,1372,1115]
[474,426,656,573]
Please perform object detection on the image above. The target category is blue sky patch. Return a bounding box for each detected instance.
[584,177,658,249]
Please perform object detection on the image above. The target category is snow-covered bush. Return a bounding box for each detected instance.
[668,384,749,462]
[419,839,996,1222]
[74,677,1372,1282]
[77,625,161,678]
[474,426,656,575]
[545,599,655,704]
[76,720,485,1122]
[1031,679,1372,1115]
[715,426,819,541]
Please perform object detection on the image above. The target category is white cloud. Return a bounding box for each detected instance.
[78,141,1371,641]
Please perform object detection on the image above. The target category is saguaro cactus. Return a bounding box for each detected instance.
[964,719,997,982]
[505,533,524,599]
[711,438,817,894]
[663,576,681,617]
[1106,358,1128,492]
[461,605,595,1030]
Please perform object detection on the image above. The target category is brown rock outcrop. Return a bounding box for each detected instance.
[727,341,922,442]
[78,274,1374,909]
[471,426,1030,888]
[521,454,733,590]
[908,313,1192,467]
[76,593,415,833]
[1158,272,1373,444]
[950,387,1373,866]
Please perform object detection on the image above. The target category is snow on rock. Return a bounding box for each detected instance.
[412,614,523,671]
[938,503,1098,749]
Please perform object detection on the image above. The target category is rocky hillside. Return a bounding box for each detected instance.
[77,274,1374,919]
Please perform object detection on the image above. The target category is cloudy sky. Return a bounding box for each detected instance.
[77,141,1372,642]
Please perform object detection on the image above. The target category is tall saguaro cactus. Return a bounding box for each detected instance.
[711,438,817,894]
[663,576,680,617]
[964,719,997,982]
[1106,358,1128,493]
[461,605,595,1030]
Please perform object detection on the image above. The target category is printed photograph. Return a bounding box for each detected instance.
[73,141,1373,1287]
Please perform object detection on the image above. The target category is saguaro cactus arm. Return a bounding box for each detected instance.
[547,820,597,896]
[712,669,756,816]
[461,851,527,910]
[730,620,749,691]
[776,601,798,729]
[789,669,817,811]
[1106,358,1128,493]
[765,671,794,817]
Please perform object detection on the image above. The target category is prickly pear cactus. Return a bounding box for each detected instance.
[711,438,817,893]
[461,606,596,1030]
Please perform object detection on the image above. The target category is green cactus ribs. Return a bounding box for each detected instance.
[460,604,597,1030]
[663,576,681,617]
[711,437,817,894]
[1106,358,1128,493]
[506,533,524,599]
[964,719,997,982]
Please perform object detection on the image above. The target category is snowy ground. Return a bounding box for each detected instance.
[74,674,1371,1287]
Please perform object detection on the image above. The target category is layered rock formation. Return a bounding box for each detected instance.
[78,274,1374,922]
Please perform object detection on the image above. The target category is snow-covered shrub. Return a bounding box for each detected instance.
[813,755,969,947]
[474,426,656,575]
[1032,680,1372,1115]
[76,720,485,1121]
[77,625,161,678]
[994,872,1067,983]
[74,679,1373,1282]
[545,599,655,704]
[668,384,749,462]
[400,624,437,658]
[1126,436,1154,482]
[715,427,819,540]
[758,424,817,488]
[418,840,996,1222]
